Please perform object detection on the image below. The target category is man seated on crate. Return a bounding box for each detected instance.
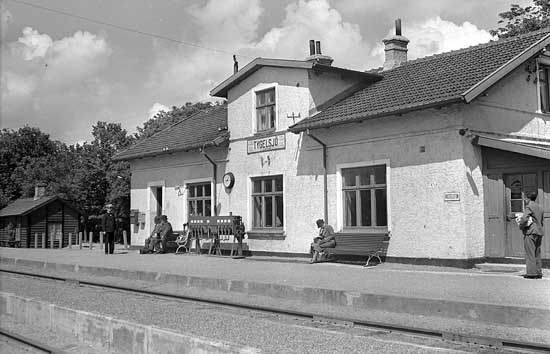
[153,215,174,254]
[142,216,161,254]
[310,219,336,263]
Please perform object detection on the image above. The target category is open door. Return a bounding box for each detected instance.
[504,173,537,257]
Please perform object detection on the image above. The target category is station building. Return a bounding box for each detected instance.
[114,28,550,266]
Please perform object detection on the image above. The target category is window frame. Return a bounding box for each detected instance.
[255,87,277,133]
[187,182,212,217]
[251,175,284,230]
[538,64,550,113]
[336,160,390,233]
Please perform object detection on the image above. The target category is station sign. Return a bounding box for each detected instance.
[247,133,286,154]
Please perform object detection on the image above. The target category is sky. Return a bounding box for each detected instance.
[0,0,531,144]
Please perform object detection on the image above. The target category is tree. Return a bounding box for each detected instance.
[0,126,59,207]
[491,0,550,38]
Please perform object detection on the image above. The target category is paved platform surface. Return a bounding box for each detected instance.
[1,246,548,310]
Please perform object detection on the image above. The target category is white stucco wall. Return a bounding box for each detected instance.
[126,58,544,260]
[129,150,226,246]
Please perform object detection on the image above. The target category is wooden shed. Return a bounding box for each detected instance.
[0,196,82,248]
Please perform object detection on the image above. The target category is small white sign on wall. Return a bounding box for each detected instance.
[247,134,286,154]
[444,192,460,201]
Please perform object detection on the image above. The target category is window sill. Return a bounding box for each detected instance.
[253,129,278,138]
[247,229,286,240]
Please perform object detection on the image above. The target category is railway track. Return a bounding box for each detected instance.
[1,268,549,353]
[0,328,68,354]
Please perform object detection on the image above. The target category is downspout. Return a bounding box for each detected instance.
[200,144,218,216]
[306,129,328,224]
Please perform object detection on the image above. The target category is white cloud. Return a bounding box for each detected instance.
[18,27,53,60]
[1,27,112,138]
[371,16,495,65]
[148,102,169,118]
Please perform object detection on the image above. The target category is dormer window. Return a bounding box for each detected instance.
[256,88,276,132]
[539,65,550,113]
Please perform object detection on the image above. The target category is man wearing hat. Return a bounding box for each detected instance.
[101,204,117,255]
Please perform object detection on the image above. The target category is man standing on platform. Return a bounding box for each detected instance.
[101,204,117,255]
[518,191,544,279]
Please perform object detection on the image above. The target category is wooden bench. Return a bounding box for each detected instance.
[322,232,390,266]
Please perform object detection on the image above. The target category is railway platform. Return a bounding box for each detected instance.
[1,246,549,348]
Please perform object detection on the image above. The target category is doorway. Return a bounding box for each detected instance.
[504,173,537,257]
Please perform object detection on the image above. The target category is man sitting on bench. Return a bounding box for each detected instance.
[142,216,161,254]
[310,219,336,263]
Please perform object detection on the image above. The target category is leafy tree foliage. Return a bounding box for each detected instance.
[0,101,221,229]
[491,0,550,38]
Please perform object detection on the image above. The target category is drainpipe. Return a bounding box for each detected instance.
[200,145,218,216]
[306,129,328,224]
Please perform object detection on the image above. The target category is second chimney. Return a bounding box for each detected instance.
[305,39,333,66]
[34,183,46,200]
[382,19,409,71]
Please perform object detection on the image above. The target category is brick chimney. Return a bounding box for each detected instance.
[34,183,46,200]
[305,40,333,66]
[382,19,409,71]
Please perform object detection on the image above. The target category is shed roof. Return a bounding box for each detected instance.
[289,29,550,132]
[113,105,229,161]
[0,196,80,217]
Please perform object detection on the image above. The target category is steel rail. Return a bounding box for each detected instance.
[0,328,69,354]
[2,268,549,353]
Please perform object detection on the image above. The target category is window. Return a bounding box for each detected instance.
[342,165,387,228]
[539,65,550,113]
[48,223,62,241]
[256,88,276,132]
[252,176,283,228]
[188,183,212,217]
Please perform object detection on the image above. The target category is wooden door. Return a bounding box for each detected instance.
[504,173,538,257]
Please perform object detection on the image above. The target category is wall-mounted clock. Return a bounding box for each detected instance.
[223,172,235,189]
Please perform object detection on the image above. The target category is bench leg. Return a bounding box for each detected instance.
[364,255,373,267]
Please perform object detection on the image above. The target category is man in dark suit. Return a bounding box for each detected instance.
[101,204,117,255]
[519,191,544,279]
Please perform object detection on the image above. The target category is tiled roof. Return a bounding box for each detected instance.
[113,105,228,161]
[290,29,550,132]
[0,196,58,217]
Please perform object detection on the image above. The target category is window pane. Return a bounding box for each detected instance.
[269,106,275,128]
[511,200,524,213]
[540,67,550,112]
[264,179,273,193]
[197,200,203,216]
[343,169,359,187]
[253,197,263,227]
[196,186,203,197]
[205,200,212,216]
[268,89,275,103]
[374,165,386,184]
[275,195,283,227]
[510,178,522,199]
[359,167,371,186]
[375,189,387,226]
[188,186,195,198]
[253,180,262,193]
[344,191,357,226]
[275,177,283,191]
[360,190,372,226]
[265,196,273,227]
[204,183,211,196]
[188,202,196,216]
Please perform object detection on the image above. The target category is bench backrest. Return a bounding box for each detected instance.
[332,232,390,254]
